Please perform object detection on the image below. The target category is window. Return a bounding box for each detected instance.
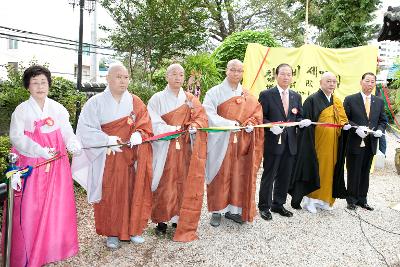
[8,39,18,49]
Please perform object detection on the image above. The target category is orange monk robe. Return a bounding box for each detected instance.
[94,95,153,240]
[151,92,208,242]
[206,91,264,222]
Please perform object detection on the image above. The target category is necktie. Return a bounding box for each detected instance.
[281,90,288,116]
[365,96,370,118]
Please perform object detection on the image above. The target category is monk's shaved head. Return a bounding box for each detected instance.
[166,63,184,76]
[320,71,337,96]
[107,63,128,75]
[227,59,243,69]
[320,71,336,81]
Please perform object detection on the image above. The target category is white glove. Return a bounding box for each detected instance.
[373,129,383,138]
[11,171,22,191]
[245,125,254,133]
[343,124,352,131]
[189,127,197,134]
[36,146,54,159]
[108,136,122,154]
[67,141,82,156]
[356,126,368,139]
[270,125,283,135]
[299,119,312,128]
[129,132,143,147]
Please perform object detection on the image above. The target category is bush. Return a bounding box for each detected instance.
[212,30,279,72]
[182,53,223,101]
[0,135,11,180]
[49,77,87,128]
[128,83,158,105]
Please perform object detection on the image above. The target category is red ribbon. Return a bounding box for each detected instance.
[143,129,186,142]
[382,84,400,128]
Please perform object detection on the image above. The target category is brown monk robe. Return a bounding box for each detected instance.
[151,93,208,242]
[94,95,153,240]
[207,91,264,222]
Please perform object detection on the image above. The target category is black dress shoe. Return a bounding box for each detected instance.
[357,203,374,211]
[259,210,272,221]
[347,203,357,210]
[271,207,293,217]
[155,222,167,235]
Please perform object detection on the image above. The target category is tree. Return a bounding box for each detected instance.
[100,0,208,84]
[212,30,279,71]
[289,0,381,48]
[200,0,304,45]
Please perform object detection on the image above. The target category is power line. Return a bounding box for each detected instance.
[0,34,117,57]
[0,25,113,50]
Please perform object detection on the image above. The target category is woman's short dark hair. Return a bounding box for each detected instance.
[275,63,293,75]
[22,65,52,89]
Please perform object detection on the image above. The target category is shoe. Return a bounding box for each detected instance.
[225,212,244,224]
[347,203,357,210]
[155,222,167,235]
[357,203,374,211]
[259,210,272,221]
[106,237,120,249]
[316,202,333,211]
[271,206,293,217]
[210,213,222,227]
[130,235,145,244]
[171,223,177,228]
[304,203,317,213]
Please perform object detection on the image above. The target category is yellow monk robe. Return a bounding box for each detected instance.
[308,94,348,205]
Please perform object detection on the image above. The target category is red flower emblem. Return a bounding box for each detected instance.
[236,98,242,104]
[127,117,134,125]
[291,108,298,115]
[45,117,54,126]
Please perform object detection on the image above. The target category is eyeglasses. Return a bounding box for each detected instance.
[228,68,244,73]
[30,81,48,87]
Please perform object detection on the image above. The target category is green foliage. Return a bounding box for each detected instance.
[48,77,87,127]
[182,53,223,100]
[212,30,279,71]
[289,0,380,48]
[0,64,30,135]
[101,0,208,84]
[151,67,167,93]
[128,83,157,105]
[0,135,11,180]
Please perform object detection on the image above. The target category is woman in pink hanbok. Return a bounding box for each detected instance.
[5,65,80,266]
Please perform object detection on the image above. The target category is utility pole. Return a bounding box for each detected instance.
[69,0,96,91]
[304,0,309,44]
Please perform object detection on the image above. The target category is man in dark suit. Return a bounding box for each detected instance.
[258,63,310,220]
[344,72,387,211]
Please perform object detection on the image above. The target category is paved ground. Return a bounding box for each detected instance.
[51,133,400,267]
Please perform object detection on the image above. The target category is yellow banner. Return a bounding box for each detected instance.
[242,43,378,101]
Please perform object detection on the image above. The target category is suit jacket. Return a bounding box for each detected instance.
[343,92,387,155]
[258,86,303,155]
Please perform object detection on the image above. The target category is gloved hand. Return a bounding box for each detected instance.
[36,146,54,159]
[129,132,142,147]
[245,125,254,133]
[299,119,312,128]
[11,171,22,191]
[270,125,283,135]
[188,127,197,134]
[355,126,368,139]
[373,129,383,138]
[343,124,352,131]
[67,141,82,156]
[108,136,122,154]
